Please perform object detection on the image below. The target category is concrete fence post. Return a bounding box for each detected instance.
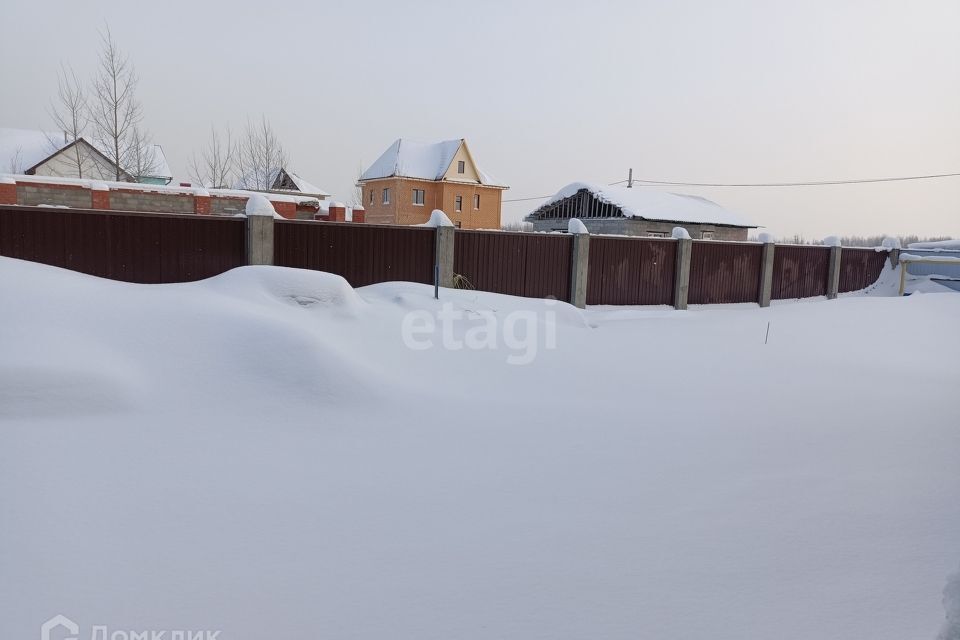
[888,248,901,269]
[568,232,590,309]
[827,245,842,300]
[673,238,693,310]
[246,213,275,266]
[758,241,775,307]
[435,225,455,288]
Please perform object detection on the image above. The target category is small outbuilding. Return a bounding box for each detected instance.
[526,182,756,240]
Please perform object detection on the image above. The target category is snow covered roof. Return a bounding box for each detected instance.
[87,138,172,180]
[528,182,756,228]
[0,127,171,181]
[233,167,330,197]
[359,138,504,186]
[0,128,71,173]
[272,168,330,197]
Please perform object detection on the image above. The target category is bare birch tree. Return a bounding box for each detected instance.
[236,116,288,191]
[352,165,365,207]
[47,64,90,177]
[90,26,150,182]
[189,125,236,188]
[7,146,24,173]
[123,126,159,182]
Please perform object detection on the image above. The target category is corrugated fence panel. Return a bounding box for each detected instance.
[838,248,889,293]
[771,245,831,299]
[0,205,245,283]
[586,236,676,305]
[688,241,763,304]
[274,220,436,287]
[454,230,573,300]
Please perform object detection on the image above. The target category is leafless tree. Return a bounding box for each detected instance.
[7,146,24,173]
[236,116,288,191]
[352,165,365,207]
[123,126,159,182]
[89,26,149,182]
[47,64,90,177]
[189,125,235,188]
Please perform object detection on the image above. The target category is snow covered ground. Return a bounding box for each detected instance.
[1,256,958,640]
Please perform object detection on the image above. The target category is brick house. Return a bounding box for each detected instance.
[526,182,756,240]
[357,138,508,229]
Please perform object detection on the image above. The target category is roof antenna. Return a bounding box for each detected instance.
[628,167,633,188]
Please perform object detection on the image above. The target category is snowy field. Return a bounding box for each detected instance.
[1,256,958,640]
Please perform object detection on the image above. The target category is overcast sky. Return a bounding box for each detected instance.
[1,0,958,238]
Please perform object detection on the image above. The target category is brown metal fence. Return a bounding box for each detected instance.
[0,204,245,283]
[0,204,892,306]
[771,245,831,299]
[454,230,573,299]
[274,220,436,287]
[586,236,676,305]
[688,241,763,304]
[838,248,888,293]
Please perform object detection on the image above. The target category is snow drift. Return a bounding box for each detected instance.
[0,257,958,640]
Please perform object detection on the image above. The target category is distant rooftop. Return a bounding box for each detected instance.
[359,138,504,186]
[528,182,756,228]
[0,127,171,181]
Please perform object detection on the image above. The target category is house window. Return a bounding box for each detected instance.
[455,221,462,228]
[382,188,390,204]
[412,189,425,205]
[457,160,465,174]
[473,194,480,209]
[369,190,373,205]
[701,230,715,240]
[455,195,463,212]
[647,231,668,238]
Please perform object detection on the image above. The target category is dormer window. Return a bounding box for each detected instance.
[457,161,465,174]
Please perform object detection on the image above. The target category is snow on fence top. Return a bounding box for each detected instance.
[0,173,320,206]
[359,138,502,186]
[535,182,755,227]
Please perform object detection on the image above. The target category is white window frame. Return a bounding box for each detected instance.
[701,230,715,240]
[647,231,668,238]
[473,194,480,210]
[457,160,465,174]
[382,188,390,204]
[412,189,425,206]
[369,189,373,205]
[455,195,463,212]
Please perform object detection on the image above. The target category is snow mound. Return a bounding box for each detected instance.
[881,237,902,250]
[420,209,454,227]
[204,266,365,316]
[245,193,277,217]
[910,239,960,251]
[941,567,960,640]
[568,218,589,235]
[671,226,691,240]
[822,235,841,247]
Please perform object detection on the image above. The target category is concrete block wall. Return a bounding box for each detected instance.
[110,190,194,214]
[17,183,92,208]
[210,196,247,216]
[4,176,353,223]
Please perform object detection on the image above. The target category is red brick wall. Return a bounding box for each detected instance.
[194,195,211,215]
[91,189,111,210]
[0,183,16,205]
